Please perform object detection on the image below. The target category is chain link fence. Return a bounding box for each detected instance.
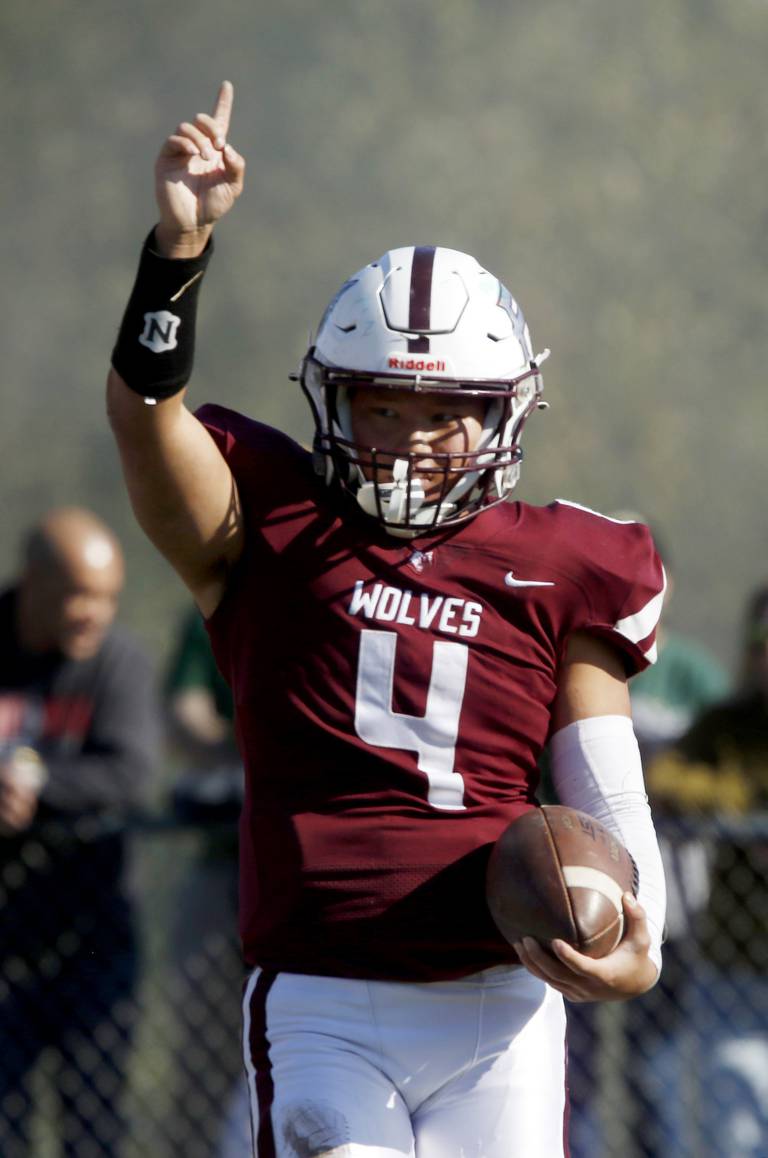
[568,814,768,1158]
[1,813,766,1157]
[0,814,247,1158]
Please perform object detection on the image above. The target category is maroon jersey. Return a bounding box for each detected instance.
[198,405,664,981]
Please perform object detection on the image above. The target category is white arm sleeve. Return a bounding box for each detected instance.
[549,714,667,978]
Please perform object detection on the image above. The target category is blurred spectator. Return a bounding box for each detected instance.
[0,507,159,1157]
[626,521,730,1156]
[166,605,242,824]
[566,514,730,1158]
[644,582,768,1157]
[163,607,248,1158]
[628,522,730,947]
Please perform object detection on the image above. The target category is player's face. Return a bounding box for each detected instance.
[348,387,486,501]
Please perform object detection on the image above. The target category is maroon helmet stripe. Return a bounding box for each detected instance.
[409,246,435,332]
[247,970,278,1158]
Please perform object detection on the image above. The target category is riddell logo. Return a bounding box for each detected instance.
[388,356,446,372]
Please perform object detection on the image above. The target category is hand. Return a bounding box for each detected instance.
[0,765,40,833]
[512,893,658,1002]
[154,80,246,257]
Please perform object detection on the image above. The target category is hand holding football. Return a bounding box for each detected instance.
[486,805,637,958]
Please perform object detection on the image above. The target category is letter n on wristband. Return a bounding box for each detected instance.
[111,229,214,403]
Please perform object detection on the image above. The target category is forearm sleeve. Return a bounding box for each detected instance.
[549,714,667,977]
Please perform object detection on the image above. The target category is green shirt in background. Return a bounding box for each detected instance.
[165,608,234,722]
[630,631,730,760]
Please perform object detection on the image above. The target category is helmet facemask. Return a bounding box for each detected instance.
[302,361,545,536]
[296,246,548,536]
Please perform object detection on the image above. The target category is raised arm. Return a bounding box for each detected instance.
[107,82,246,617]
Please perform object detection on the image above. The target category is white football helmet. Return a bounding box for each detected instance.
[297,245,548,535]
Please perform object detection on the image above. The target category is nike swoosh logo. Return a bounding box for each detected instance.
[504,571,555,588]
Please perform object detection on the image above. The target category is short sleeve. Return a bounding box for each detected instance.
[589,520,666,672]
[551,504,667,676]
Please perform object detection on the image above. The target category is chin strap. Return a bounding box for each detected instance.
[357,458,465,535]
[357,459,426,524]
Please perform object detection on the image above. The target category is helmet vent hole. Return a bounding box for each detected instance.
[335,323,357,333]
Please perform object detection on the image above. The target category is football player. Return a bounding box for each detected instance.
[108,81,666,1158]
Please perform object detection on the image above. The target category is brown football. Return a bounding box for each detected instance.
[486,805,638,958]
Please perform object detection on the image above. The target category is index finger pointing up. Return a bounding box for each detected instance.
[212,80,234,139]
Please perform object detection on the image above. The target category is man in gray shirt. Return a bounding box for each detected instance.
[0,507,159,1158]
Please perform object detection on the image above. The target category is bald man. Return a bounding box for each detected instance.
[0,508,159,1158]
[17,506,125,658]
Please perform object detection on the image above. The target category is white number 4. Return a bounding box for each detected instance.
[354,629,468,811]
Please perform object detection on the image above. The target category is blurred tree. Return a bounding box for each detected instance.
[1,0,766,666]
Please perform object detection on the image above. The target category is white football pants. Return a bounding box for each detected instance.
[242,965,568,1157]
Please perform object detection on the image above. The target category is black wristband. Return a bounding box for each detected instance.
[111,229,214,401]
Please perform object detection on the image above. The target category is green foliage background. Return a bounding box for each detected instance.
[1,0,766,671]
